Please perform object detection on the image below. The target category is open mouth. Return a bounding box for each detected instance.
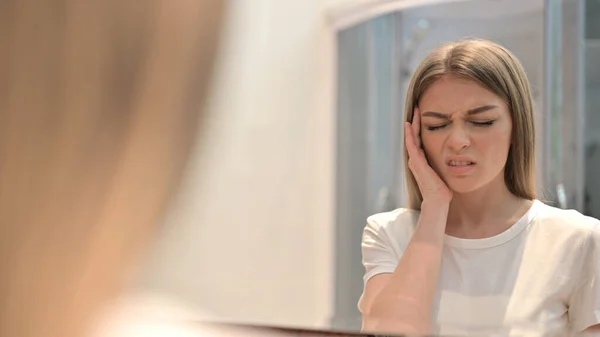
[447,161,475,166]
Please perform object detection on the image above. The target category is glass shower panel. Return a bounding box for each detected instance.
[333,13,401,330]
[368,15,400,215]
[584,0,600,218]
[544,0,587,211]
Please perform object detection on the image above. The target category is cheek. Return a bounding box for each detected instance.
[421,131,444,151]
[477,127,512,163]
[421,134,445,167]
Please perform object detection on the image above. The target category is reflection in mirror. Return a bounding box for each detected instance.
[334,0,545,331]
[335,0,600,336]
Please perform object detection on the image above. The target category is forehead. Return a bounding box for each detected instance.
[419,76,508,115]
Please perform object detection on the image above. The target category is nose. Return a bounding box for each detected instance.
[446,124,470,152]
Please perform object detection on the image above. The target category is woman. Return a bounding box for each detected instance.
[359,39,600,337]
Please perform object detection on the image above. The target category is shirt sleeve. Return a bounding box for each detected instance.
[361,216,400,285]
[569,220,600,333]
[358,210,415,312]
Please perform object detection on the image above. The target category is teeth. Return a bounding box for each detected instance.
[449,161,472,166]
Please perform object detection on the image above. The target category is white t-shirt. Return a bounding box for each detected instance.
[359,200,600,337]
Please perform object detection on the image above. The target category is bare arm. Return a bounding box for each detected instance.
[361,108,451,335]
[361,201,448,334]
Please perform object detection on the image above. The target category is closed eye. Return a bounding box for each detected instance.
[426,124,449,131]
[426,120,494,131]
[471,120,495,127]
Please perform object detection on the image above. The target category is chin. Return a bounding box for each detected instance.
[445,178,485,194]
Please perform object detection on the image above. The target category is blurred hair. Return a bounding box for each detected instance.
[403,38,536,210]
[0,1,225,337]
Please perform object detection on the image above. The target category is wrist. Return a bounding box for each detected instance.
[416,200,449,241]
[420,199,450,212]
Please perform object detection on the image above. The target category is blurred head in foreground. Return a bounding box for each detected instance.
[0,1,225,337]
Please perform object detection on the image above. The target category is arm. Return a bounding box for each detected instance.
[361,108,451,335]
[361,200,448,335]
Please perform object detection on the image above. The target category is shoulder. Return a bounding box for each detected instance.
[367,207,419,229]
[363,208,420,243]
[534,201,600,231]
[532,200,600,245]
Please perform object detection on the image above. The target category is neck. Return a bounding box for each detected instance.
[446,177,533,239]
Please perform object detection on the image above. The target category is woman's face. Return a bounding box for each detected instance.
[418,76,513,194]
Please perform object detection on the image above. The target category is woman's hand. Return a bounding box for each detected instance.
[405,107,452,204]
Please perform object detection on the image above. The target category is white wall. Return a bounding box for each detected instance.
[136,0,345,329]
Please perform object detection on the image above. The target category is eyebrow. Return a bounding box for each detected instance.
[421,105,498,119]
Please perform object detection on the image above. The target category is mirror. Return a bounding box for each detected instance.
[334,0,544,330]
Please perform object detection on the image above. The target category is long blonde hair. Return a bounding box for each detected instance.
[0,1,225,337]
[404,39,536,210]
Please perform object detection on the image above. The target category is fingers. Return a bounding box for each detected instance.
[412,107,421,150]
[405,122,418,159]
[405,107,423,159]
[405,108,453,202]
[406,109,426,180]
[405,122,424,181]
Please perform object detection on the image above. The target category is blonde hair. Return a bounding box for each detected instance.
[0,1,224,337]
[404,39,536,210]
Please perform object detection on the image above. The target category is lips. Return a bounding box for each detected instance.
[445,157,476,175]
[447,157,476,166]
[448,160,474,166]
